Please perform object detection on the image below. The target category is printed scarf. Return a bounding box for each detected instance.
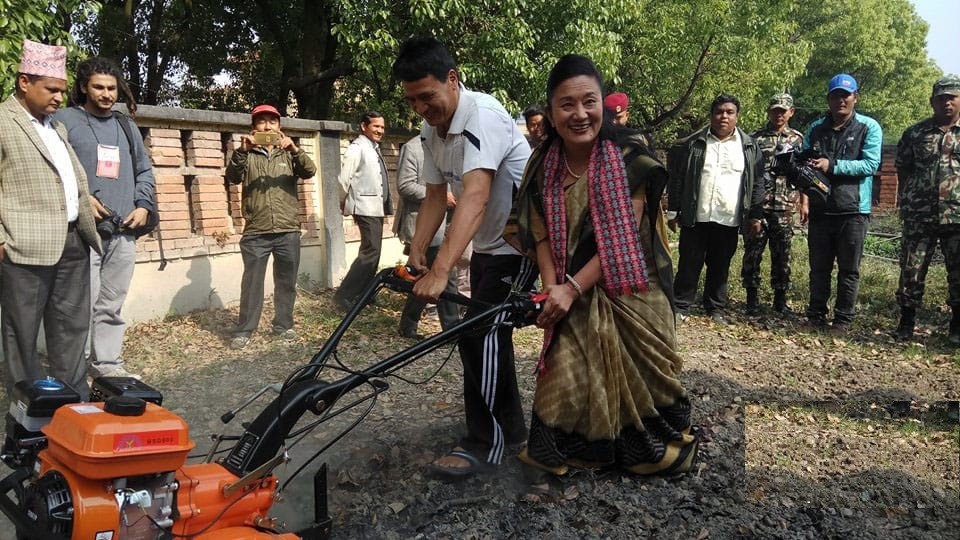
[536,138,649,375]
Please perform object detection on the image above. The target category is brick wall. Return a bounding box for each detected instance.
[128,107,336,267]
[122,105,419,287]
[875,143,898,211]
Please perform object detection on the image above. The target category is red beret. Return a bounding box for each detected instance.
[603,93,629,113]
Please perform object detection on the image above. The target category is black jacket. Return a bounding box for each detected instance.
[804,113,882,215]
[667,126,765,228]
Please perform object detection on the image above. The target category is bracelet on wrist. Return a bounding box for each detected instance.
[565,273,583,296]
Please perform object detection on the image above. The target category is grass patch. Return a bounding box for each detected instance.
[863,233,900,260]
[669,215,955,359]
[902,343,926,358]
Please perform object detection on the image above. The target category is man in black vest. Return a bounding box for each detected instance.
[802,74,882,332]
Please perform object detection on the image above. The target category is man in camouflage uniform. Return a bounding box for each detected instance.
[894,74,960,343]
[742,93,804,315]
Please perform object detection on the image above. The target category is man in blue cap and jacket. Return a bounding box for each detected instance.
[803,73,882,331]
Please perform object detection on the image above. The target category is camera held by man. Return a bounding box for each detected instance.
[253,131,281,146]
[92,194,126,239]
[770,143,831,205]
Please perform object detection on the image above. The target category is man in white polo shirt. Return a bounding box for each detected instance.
[392,36,536,479]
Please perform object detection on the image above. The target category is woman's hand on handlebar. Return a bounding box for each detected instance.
[535,283,577,328]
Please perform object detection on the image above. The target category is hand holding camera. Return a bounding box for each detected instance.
[770,143,831,205]
[253,131,281,146]
[92,195,125,239]
[89,194,109,221]
[239,130,299,154]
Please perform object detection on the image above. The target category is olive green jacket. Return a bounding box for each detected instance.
[225,146,317,235]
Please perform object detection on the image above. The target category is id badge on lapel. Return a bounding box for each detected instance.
[96,144,121,179]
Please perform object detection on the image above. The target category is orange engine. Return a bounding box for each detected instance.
[22,400,298,539]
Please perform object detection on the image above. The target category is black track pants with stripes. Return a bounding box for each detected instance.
[457,252,537,464]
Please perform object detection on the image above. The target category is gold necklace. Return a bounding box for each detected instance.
[564,156,585,180]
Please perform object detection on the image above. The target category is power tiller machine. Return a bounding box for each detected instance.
[0,266,543,540]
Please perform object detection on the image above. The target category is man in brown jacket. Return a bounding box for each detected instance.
[225,104,317,350]
[0,40,101,400]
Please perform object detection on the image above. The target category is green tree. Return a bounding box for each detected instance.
[606,0,812,142]
[790,0,941,141]
[0,0,100,99]
[66,0,943,144]
[75,0,251,105]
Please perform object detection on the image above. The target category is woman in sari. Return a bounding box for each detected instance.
[504,54,697,476]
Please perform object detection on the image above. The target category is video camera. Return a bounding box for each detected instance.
[770,143,831,205]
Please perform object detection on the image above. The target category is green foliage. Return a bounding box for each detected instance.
[331,0,544,126]
[49,0,945,141]
[789,0,940,142]
[0,0,100,99]
[613,0,813,141]
[73,0,253,105]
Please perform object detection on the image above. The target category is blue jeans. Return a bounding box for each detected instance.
[806,213,869,324]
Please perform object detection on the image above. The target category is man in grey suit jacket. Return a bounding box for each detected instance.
[334,111,393,309]
[0,40,101,400]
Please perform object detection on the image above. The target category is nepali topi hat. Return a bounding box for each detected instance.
[19,39,67,80]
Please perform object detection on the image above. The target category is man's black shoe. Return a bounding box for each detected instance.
[773,290,790,314]
[805,315,828,329]
[745,288,759,316]
[893,307,915,341]
[399,329,425,340]
[334,296,354,311]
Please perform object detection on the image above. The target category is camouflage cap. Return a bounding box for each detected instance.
[768,93,794,110]
[932,74,960,97]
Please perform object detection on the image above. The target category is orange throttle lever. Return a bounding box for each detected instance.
[394,263,422,282]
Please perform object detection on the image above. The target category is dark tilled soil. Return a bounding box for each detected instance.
[1,290,957,539]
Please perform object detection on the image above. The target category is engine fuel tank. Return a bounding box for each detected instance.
[42,401,194,479]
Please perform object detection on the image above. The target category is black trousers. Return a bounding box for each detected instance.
[459,252,537,464]
[673,222,740,313]
[398,245,461,335]
[806,213,869,323]
[1,227,91,400]
[236,231,301,336]
[336,215,383,302]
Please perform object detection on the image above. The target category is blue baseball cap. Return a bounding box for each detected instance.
[828,73,858,94]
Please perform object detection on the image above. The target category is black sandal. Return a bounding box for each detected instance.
[426,448,490,480]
